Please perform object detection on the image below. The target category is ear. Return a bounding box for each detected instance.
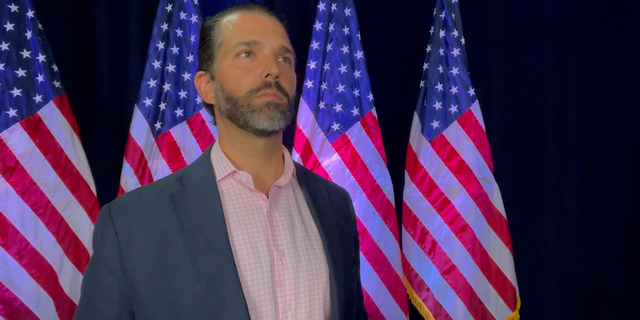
[194,71,216,106]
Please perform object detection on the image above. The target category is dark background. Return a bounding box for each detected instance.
[31,0,640,318]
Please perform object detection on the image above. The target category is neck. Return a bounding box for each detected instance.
[217,119,284,196]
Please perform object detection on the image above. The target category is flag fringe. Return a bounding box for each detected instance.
[503,297,521,320]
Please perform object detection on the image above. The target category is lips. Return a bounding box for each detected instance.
[256,89,283,99]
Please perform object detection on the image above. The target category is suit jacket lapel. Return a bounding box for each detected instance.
[170,147,250,320]
[295,163,344,320]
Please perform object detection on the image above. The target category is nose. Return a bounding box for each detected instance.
[260,56,281,81]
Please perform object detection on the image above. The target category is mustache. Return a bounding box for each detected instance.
[245,81,290,101]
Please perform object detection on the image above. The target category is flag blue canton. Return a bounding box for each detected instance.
[418,0,477,141]
[303,0,374,143]
[0,0,64,133]
[137,0,202,138]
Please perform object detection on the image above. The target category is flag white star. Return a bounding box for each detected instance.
[178,90,188,99]
[175,108,184,117]
[143,97,153,106]
[314,20,323,31]
[350,106,360,116]
[439,47,444,55]
[461,37,466,45]
[430,26,434,35]
[354,69,361,79]
[333,103,343,112]
[450,85,459,94]
[180,11,187,20]
[195,96,202,104]
[0,41,9,51]
[423,62,428,70]
[353,89,360,97]
[326,42,333,52]
[317,1,326,11]
[468,87,476,96]
[152,59,162,69]
[344,8,352,16]
[15,68,27,77]
[340,44,350,54]
[329,23,335,32]
[357,31,361,40]
[10,87,22,97]
[163,83,172,92]
[427,44,432,52]
[182,72,192,81]
[190,14,198,23]
[0,63,4,70]
[175,28,183,37]
[420,80,425,88]
[450,66,460,76]
[191,34,196,43]
[438,65,444,73]
[336,83,345,93]
[52,64,59,72]
[186,54,195,62]
[343,26,349,35]
[451,47,461,57]
[52,80,61,88]
[324,62,331,71]
[430,119,440,128]
[4,22,15,31]
[147,78,157,87]
[33,94,43,103]
[321,82,328,90]
[26,9,35,18]
[36,74,44,83]
[318,101,327,109]
[7,3,19,12]
[449,104,458,114]
[433,100,442,110]
[355,50,364,60]
[452,29,459,38]
[154,121,162,131]
[20,49,31,58]
[453,13,456,20]
[161,23,169,32]
[170,45,180,54]
[6,108,18,118]
[367,92,374,101]
[307,60,317,69]
[440,10,446,20]
[331,122,341,131]
[165,3,173,12]
[435,82,443,91]
[156,41,165,50]
[453,0,459,3]
[310,40,320,50]
[25,29,32,39]
[331,2,337,11]
[36,53,46,62]
[166,63,176,72]
[339,64,348,74]
[439,29,445,38]
[159,101,167,110]
[304,79,314,88]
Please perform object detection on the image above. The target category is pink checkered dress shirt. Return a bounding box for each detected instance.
[210,142,331,320]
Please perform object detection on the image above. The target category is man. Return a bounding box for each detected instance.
[74,3,367,320]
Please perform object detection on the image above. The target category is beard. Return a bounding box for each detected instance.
[213,80,294,137]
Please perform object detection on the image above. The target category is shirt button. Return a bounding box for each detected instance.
[241,175,248,182]
[279,251,285,258]
[285,303,291,311]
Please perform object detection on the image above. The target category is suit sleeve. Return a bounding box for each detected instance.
[74,204,134,320]
[345,190,369,320]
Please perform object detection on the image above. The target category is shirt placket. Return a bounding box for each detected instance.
[269,189,293,319]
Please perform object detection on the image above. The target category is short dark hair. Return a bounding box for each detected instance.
[197,3,287,123]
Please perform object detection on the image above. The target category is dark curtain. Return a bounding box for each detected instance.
[30,0,640,318]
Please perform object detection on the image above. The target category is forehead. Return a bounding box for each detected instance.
[218,12,291,48]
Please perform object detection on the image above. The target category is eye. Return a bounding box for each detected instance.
[239,51,253,58]
[278,56,293,65]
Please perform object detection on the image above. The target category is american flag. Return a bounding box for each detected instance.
[292,1,408,319]
[118,0,219,194]
[401,0,520,319]
[0,0,100,319]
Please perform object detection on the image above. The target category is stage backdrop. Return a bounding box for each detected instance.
[30,0,640,319]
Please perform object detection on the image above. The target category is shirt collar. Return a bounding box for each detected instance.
[210,141,297,183]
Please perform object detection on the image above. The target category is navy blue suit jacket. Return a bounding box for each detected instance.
[74,146,367,320]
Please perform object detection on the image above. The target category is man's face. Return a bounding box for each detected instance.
[211,12,297,137]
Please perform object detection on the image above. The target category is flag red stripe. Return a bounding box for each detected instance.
[123,134,154,186]
[362,287,386,320]
[0,212,77,320]
[357,218,408,315]
[360,111,388,166]
[402,253,453,320]
[456,110,494,173]
[20,113,100,224]
[293,125,331,179]
[403,202,494,320]
[156,131,188,172]
[332,134,400,244]
[186,112,215,152]
[0,281,40,320]
[0,139,90,274]
[117,185,126,197]
[52,94,80,139]
[431,134,512,253]
[406,145,517,311]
